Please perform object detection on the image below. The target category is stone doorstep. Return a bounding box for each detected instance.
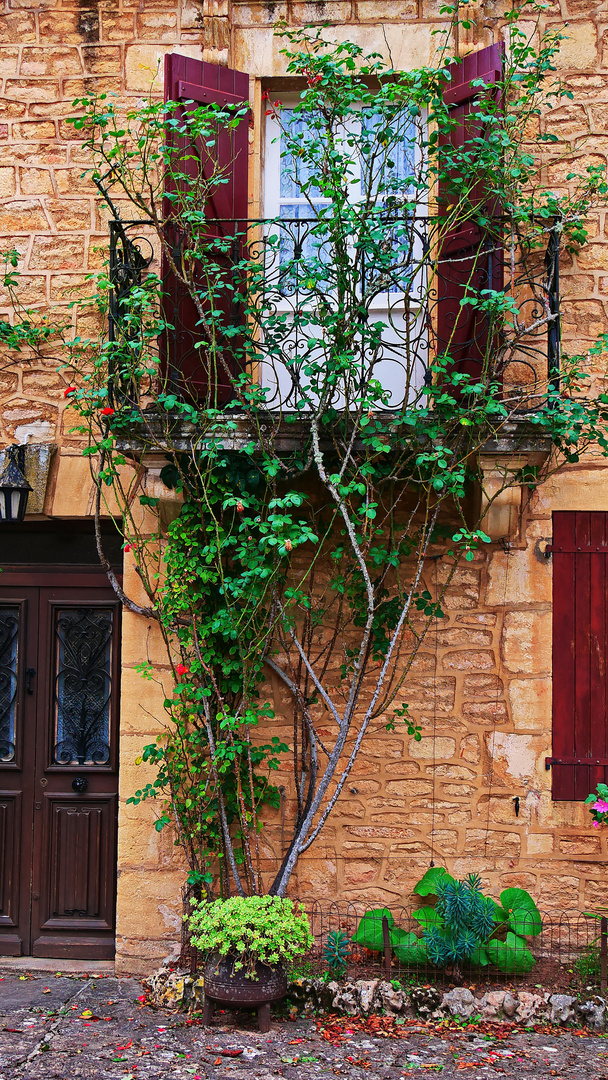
[0,956,115,975]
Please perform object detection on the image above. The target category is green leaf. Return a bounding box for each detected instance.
[413,867,455,897]
[390,929,428,965]
[489,899,509,924]
[352,908,394,951]
[469,944,490,967]
[412,905,444,929]
[499,888,542,937]
[487,932,535,974]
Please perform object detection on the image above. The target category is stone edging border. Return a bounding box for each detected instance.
[144,968,607,1031]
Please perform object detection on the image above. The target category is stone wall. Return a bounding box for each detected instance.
[1,0,608,974]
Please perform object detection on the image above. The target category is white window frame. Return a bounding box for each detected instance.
[260,96,428,410]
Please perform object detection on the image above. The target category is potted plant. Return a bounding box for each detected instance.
[187,895,313,1031]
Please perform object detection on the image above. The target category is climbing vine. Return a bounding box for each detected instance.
[3,3,608,899]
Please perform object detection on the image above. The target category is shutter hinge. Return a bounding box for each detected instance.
[546,756,608,769]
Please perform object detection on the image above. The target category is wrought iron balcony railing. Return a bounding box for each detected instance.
[108,214,560,414]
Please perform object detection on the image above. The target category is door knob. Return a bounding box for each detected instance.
[72,776,88,793]
[25,668,36,695]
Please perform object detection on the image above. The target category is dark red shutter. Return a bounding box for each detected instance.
[436,43,504,382]
[552,511,608,800]
[162,54,249,405]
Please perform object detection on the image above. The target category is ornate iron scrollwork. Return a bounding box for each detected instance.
[53,608,113,767]
[0,607,18,762]
[107,214,561,414]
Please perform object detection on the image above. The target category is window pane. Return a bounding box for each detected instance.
[0,607,19,763]
[53,608,113,766]
[279,111,322,200]
[360,110,417,199]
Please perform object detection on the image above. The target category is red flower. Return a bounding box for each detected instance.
[124,543,131,553]
[101,406,114,416]
[64,385,76,398]
[176,663,189,676]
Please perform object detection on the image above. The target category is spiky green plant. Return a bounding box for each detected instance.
[323,930,351,978]
[424,874,496,969]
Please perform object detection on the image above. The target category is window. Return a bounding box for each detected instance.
[159,48,504,407]
[261,98,428,410]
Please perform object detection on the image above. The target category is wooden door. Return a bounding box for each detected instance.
[0,574,120,958]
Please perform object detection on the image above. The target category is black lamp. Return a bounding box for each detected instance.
[0,446,32,523]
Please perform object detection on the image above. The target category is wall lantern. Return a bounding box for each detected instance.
[0,445,32,523]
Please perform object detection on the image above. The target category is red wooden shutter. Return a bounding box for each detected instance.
[436,43,504,382]
[162,54,249,405]
[552,511,608,800]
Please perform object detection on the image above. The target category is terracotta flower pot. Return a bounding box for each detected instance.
[202,952,288,1032]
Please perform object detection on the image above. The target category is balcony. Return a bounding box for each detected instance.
[108,214,560,418]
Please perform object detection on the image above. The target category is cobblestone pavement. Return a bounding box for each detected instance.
[1,972,608,1079]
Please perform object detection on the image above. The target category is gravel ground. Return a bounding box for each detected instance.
[1,972,608,1079]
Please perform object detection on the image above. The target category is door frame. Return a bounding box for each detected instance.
[0,567,121,959]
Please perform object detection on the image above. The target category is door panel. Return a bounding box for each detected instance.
[0,576,120,959]
[0,590,38,955]
[0,793,20,943]
[33,794,117,957]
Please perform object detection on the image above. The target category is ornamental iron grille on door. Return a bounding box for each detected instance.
[0,607,19,763]
[53,608,113,768]
[0,578,119,959]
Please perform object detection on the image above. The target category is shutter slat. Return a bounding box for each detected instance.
[574,545,591,801]
[552,511,576,800]
[552,511,608,800]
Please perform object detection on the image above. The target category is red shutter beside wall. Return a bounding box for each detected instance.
[162,54,249,404]
[437,43,504,382]
[552,511,608,800]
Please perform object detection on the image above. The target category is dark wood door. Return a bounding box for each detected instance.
[0,574,120,958]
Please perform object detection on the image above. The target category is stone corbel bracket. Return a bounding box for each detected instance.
[478,424,552,545]
[140,451,184,535]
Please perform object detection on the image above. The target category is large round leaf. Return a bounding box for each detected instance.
[489,899,509,924]
[469,944,490,967]
[352,908,394,951]
[390,928,428,965]
[488,932,535,973]
[413,867,455,897]
[499,888,542,937]
[412,905,444,929]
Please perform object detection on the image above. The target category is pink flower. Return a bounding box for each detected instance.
[592,800,608,813]
[593,821,600,827]
[176,663,189,676]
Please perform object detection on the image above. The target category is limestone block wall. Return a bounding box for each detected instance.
[1,0,608,973]
[264,492,608,917]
